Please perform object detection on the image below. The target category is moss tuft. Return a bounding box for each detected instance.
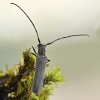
[0,48,65,100]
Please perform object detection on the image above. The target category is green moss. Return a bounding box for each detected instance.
[0,71,6,77]
[0,48,65,100]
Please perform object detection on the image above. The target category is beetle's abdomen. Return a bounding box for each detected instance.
[32,54,47,95]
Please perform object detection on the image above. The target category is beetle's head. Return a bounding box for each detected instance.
[37,44,46,55]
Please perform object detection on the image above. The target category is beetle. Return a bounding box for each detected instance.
[10,3,89,95]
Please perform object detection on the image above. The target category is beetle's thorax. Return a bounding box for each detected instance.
[37,44,46,55]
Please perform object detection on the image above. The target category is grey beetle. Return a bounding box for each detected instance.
[11,3,89,95]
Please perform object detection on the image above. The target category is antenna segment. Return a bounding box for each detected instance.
[10,3,41,43]
[46,34,89,45]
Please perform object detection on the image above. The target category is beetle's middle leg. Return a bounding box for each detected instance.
[30,46,37,56]
[47,59,50,63]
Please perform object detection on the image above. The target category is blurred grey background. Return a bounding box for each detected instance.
[0,0,100,100]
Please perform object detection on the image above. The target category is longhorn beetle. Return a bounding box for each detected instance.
[11,3,89,95]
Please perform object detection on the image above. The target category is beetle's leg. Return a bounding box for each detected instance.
[30,46,37,56]
[32,46,37,54]
[43,78,47,85]
[47,58,50,63]
[31,52,36,56]
[47,59,50,62]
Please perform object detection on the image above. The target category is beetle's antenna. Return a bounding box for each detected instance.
[46,34,89,45]
[10,3,41,44]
